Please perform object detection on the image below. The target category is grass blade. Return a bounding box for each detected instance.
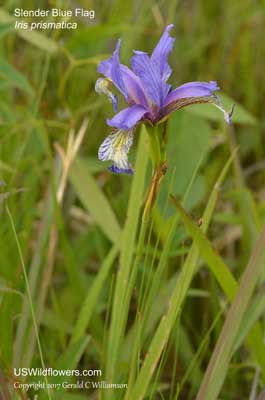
[171,197,265,378]
[6,205,52,400]
[0,59,34,96]
[196,225,265,400]
[105,127,149,397]
[70,157,121,243]
[70,242,119,344]
[127,154,233,400]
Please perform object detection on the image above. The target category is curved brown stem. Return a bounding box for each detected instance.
[143,160,168,220]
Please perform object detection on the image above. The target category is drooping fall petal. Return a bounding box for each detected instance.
[98,129,134,175]
[107,104,147,130]
[164,81,220,106]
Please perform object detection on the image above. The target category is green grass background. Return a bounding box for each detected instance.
[0,0,265,399]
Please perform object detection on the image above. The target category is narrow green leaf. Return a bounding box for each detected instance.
[235,187,262,251]
[52,336,90,391]
[128,154,233,400]
[56,335,90,370]
[171,198,265,382]
[170,198,238,299]
[70,242,119,344]
[234,288,265,352]
[6,205,52,400]
[105,127,149,396]
[0,59,34,96]
[0,294,13,365]
[69,157,121,243]
[13,184,55,368]
[196,225,265,400]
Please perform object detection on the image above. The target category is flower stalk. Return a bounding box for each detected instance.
[143,159,167,221]
[143,121,168,219]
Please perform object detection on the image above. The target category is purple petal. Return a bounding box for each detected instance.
[108,164,134,175]
[131,51,171,108]
[101,39,127,100]
[107,105,147,130]
[161,82,233,125]
[165,81,220,106]
[151,24,175,82]
[121,65,150,108]
[98,41,149,108]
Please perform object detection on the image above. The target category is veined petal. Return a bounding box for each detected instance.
[121,65,150,108]
[107,105,147,130]
[98,129,134,175]
[164,81,220,106]
[98,41,149,108]
[151,24,175,82]
[131,51,171,108]
[162,96,215,119]
[161,87,233,125]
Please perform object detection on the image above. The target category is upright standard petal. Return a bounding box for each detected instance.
[107,104,147,130]
[151,24,175,82]
[131,51,171,108]
[120,65,150,108]
[98,41,149,108]
[98,129,134,175]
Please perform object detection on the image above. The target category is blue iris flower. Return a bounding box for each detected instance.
[96,25,233,175]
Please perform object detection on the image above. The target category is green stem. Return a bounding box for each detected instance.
[145,122,168,169]
[143,122,169,218]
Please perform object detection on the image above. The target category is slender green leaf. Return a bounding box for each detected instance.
[171,198,265,380]
[70,242,119,344]
[170,198,237,299]
[56,335,90,370]
[196,225,265,400]
[0,59,34,96]
[70,158,121,243]
[105,127,149,397]
[234,287,265,352]
[0,294,13,365]
[127,154,233,400]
